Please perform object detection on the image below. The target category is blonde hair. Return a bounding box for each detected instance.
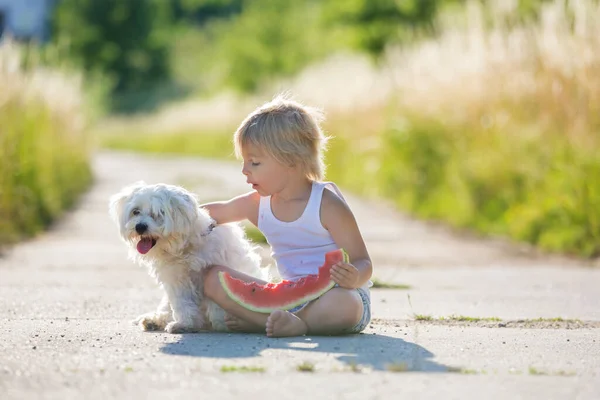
[233,94,329,181]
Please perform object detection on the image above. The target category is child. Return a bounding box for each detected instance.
[201,94,373,337]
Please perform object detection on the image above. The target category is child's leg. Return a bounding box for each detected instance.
[204,265,270,332]
[266,288,363,337]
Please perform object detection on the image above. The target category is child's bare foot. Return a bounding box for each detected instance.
[225,314,264,333]
[266,310,308,337]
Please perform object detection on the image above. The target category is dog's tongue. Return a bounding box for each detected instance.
[137,238,154,254]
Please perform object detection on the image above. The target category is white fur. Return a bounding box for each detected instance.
[109,181,266,333]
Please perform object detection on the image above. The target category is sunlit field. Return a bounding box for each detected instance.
[357,0,600,257]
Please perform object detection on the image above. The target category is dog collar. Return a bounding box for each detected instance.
[201,221,216,237]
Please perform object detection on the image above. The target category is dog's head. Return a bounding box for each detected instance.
[109,182,204,257]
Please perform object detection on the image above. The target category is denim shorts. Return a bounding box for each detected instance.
[288,285,372,334]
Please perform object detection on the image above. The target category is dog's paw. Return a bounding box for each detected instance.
[140,317,163,331]
[165,321,194,334]
[133,313,168,331]
[132,313,148,325]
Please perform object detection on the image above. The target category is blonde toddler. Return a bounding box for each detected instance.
[201,95,373,337]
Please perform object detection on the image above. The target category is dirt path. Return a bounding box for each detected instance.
[1,151,598,400]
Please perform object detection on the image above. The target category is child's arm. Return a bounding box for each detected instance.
[321,190,373,289]
[200,191,260,225]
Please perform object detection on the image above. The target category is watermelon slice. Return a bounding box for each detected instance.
[218,249,349,313]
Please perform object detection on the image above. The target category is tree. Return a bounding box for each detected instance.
[169,0,243,25]
[323,0,439,60]
[52,0,172,94]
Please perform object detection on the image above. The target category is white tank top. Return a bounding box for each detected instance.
[258,181,370,290]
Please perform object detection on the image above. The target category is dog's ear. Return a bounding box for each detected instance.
[163,190,199,237]
[108,182,145,223]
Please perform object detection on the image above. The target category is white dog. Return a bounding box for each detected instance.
[109,181,266,333]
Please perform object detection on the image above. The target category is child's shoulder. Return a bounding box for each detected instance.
[243,190,261,205]
[231,189,261,203]
[320,183,351,213]
[319,185,356,231]
[230,190,261,213]
[230,190,261,225]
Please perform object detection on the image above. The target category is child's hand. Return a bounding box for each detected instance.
[331,261,360,289]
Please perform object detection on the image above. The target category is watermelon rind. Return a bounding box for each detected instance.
[218,248,349,313]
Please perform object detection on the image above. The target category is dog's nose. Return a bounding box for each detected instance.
[135,223,148,234]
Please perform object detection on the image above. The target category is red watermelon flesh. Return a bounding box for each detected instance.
[218,249,349,313]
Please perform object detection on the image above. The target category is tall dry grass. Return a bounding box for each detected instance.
[0,41,93,245]
[326,0,600,256]
[388,0,600,140]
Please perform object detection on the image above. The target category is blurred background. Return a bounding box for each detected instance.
[1,0,599,259]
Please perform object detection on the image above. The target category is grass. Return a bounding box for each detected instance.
[528,367,546,376]
[385,363,482,373]
[370,278,411,290]
[244,225,268,244]
[440,316,502,323]
[0,42,93,246]
[346,362,364,373]
[100,129,235,160]
[385,362,409,372]
[529,367,576,377]
[529,317,571,323]
[523,317,584,325]
[220,365,266,373]
[414,315,501,322]
[459,369,480,375]
[296,361,315,372]
[446,366,480,374]
[414,315,433,321]
[413,315,585,326]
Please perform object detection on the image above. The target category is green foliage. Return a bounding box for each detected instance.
[170,0,243,24]
[214,0,333,92]
[324,134,379,196]
[167,0,445,93]
[244,225,267,244]
[45,0,457,97]
[474,0,559,28]
[220,365,265,373]
[47,0,564,100]
[0,46,93,245]
[0,100,92,243]
[168,0,449,92]
[322,0,439,59]
[100,130,235,159]
[51,0,172,94]
[368,119,600,257]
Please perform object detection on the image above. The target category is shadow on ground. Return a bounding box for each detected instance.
[160,331,451,372]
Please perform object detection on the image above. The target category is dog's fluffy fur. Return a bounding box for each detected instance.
[109,181,266,333]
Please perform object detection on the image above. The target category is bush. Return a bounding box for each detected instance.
[371,119,600,257]
[0,43,93,245]
[213,0,333,93]
[51,0,172,95]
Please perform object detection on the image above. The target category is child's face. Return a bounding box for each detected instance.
[241,144,291,196]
